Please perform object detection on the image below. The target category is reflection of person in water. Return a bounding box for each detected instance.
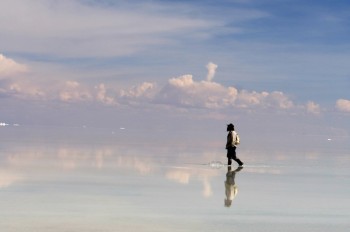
[224,166,243,207]
[226,123,244,166]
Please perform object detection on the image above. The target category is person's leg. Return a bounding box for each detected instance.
[232,147,244,166]
[227,148,233,166]
[233,157,243,166]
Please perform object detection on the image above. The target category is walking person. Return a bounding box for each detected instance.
[226,123,244,166]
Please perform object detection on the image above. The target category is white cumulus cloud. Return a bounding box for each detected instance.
[235,90,294,109]
[95,83,116,105]
[0,54,28,77]
[0,57,322,116]
[336,99,350,113]
[156,73,294,111]
[157,74,233,109]
[119,82,156,105]
[306,101,321,114]
[120,82,155,98]
[59,81,93,102]
[206,62,218,82]
[8,82,45,99]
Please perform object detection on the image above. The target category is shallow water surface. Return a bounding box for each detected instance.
[0,127,349,232]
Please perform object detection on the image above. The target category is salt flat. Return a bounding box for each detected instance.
[0,126,349,232]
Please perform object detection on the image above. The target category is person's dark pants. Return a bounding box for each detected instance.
[227,147,243,166]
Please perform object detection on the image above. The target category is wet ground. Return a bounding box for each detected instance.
[1,126,349,232]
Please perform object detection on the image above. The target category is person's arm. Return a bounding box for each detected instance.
[226,132,233,148]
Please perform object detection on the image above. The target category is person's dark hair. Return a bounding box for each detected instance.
[227,123,234,131]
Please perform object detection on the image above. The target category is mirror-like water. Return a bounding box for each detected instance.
[1,126,349,232]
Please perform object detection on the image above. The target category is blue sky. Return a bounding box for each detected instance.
[0,0,350,144]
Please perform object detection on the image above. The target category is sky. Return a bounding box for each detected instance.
[0,0,350,148]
